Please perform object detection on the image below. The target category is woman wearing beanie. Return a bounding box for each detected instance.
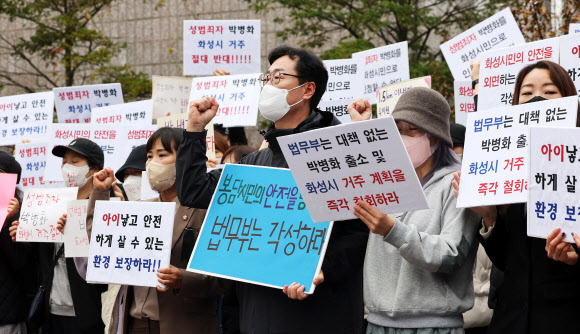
[348,87,480,334]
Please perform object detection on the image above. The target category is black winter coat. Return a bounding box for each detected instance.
[176,110,369,334]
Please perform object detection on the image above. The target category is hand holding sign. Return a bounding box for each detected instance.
[93,167,116,190]
[156,265,183,292]
[283,271,324,300]
[353,200,396,236]
[545,228,578,266]
[347,99,372,122]
[4,197,19,228]
[186,97,219,132]
[451,171,497,230]
[9,221,18,242]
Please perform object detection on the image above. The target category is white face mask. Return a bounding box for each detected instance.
[258,83,307,122]
[61,163,91,188]
[146,162,176,192]
[123,175,142,201]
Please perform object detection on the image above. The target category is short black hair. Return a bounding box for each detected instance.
[268,45,328,109]
[146,127,184,154]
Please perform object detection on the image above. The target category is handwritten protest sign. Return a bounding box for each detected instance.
[16,187,78,242]
[187,164,332,293]
[321,58,363,101]
[376,76,431,118]
[156,113,216,159]
[440,8,525,80]
[91,100,152,125]
[570,23,580,35]
[558,33,580,94]
[86,201,175,287]
[478,37,559,110]
[0,91,53,146]
[278,117,428,222]
[352,41,410,104]
[183,20,260,76]
[457,96,578,208]
[317,100,352,124]
[140,172,159,200]
[527,126,580,243]
[188,73,260,127]
[454,81,476,126]
[14,142,64,188]
[0,174,17,226]
[54,83,123,124]
[151,75,192,119]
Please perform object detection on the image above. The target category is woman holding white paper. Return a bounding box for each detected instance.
[455,60,580,334]
[348,87,480,334]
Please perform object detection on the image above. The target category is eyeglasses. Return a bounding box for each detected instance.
[258,70,303,87]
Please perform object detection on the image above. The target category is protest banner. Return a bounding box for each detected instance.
[86,201,175,287]
[0,174,18,226]
[54,83,123,124]
[91,100,153,125]
[321,58,364,101]
[317,100,352,124]
[478,37,560,110]
[156,113,216,159]
[16,187,78,242]
[527,126,580,243]
[454,81,476,126]
[183,20,260,76]
[558,33,580,94]
[352,41,410,104]
[187,164,332,293]
[278,117,428,223]
[14,142,64,188]
[376,76,431,118]
[140,171,159,200]
[151,75,192,119]
[440,8,525,80]
[457,96,578,208]
[0,91,53,146]
[188,73,260,127]
[570,23,580,35]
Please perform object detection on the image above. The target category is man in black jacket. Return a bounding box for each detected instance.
[176,45,369,334]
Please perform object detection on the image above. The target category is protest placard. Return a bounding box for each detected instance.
[352,41,410,104]
[454,81,476,126]
[321,58,364,101]
[54,83,123,124]
[14,142,64,188]
[91,100,152,125]
[187,164,332,293]
[16,187,78,242]
[0,174,17,226]
[440,8,525,80]
[156,113,216,159]
[0,91,53,146]
[527,126,580,243]
[558,33,580,94]
[188,73,260,127]
[183,20,260,76]
[278,117,428,222]
[317,100,352,124]
[376,76,431,118]
[86,200,175,287]
[570,23,580,35]
[140,171,159,200]
[457,96,578,208]
[478,37,560,110]
[151,75,192,119]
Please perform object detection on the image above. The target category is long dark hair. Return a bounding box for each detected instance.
[423,141,459,183]
[512,60,577,105]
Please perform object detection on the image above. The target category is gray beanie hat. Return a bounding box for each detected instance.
[391,87,452,146]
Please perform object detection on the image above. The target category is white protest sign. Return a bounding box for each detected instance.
[92,100,152,125]
[54,83,123,124]
[14,142,64,188]
[278,117,428,222]
[527,126,580,243]
[478,38,560,110]
[156,113,216,159]
[440,8,525,80]
[457,96,578,208]
[558,33,580,94]
[183,20,260,76]
[321,58,364,101]
[188,73,260,127]
[151,75,192,119]
[376,76,431,118]
[16,187,78,242]
[86,201,175,287]
[570,23,580,35]
[454,81,476,126]
[140,171,159,200]
[0,91,53,145]
[352,41,410,104]
[317,100,352,124]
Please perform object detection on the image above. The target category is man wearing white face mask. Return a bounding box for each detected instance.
[176,45,369,334]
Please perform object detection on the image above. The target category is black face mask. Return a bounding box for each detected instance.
[522,96,548,104]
